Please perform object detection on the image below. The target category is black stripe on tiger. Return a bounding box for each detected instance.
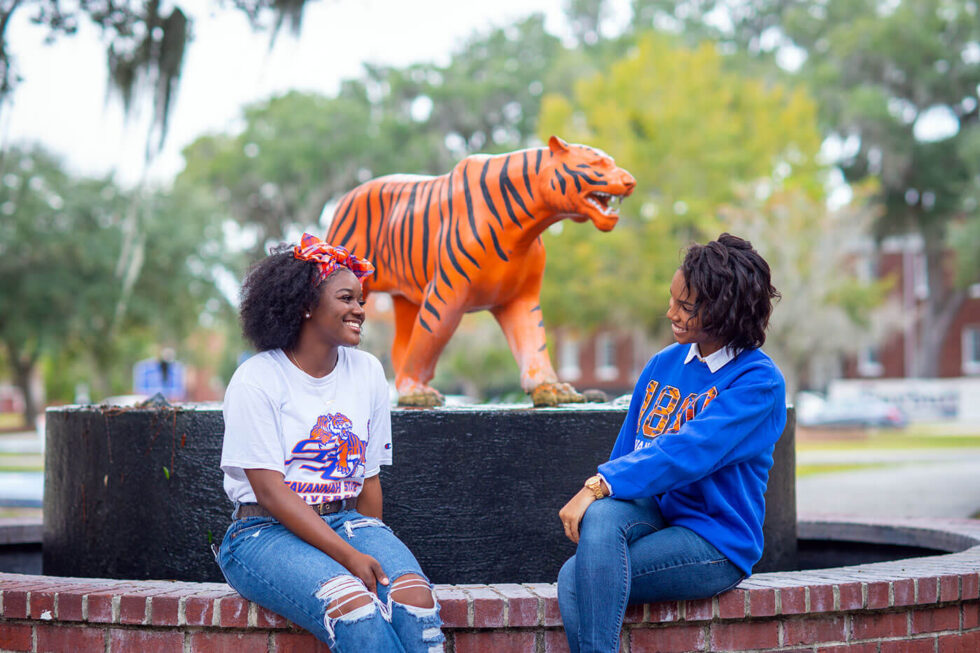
[478,159,505,231]
[335,194,358,248]
[420,179,436,283]
[553,170,566,194]
[423,296,441,321]
[521,151,534,199]
[440,169,472,284]
[419,315,433,334]
[499,156,532,224]
[563,163,608,187]
[535,149,543,174]
[488,226,509,262]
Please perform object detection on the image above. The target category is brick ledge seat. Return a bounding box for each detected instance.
[1,515,979,652]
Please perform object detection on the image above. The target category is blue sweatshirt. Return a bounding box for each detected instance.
[598,343,786,575]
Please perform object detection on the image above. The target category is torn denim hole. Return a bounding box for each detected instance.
[388,576,439,617]
[343,516,386,538]
[315,574,389,640]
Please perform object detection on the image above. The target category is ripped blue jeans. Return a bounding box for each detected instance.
[217,510,444,653]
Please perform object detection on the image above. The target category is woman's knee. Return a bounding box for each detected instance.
[389,573,435,610]
[316,575,380,620]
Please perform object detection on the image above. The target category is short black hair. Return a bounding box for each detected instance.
[680,233,779,352]
[239,245,322,352]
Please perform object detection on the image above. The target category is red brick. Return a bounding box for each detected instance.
[255,605,289,629]
[435,588,468,628]
[939,575,960,602]
[183,595,216,626]
[37,624,105,653]
[962,573,978,600]
[939,631,980,653]
[780,587,806,615]
[118,594,147,624]
[880,638,935,653]
[851,611,908,640]
[271,632,332,653]
[108,628,183,652]
[149,594,181,626]
[866,581,891,609]
[30,590,56,620]
[468,587,505,628]
[748,588,776,617]
[631,624,706,652]
[684,598,712,621]
[784,616,845,646]
[0,623,33,651]
[816,645,878,653]
[493,584,539,628]
[838,583,863,611]
[526,583,561,627]
[2,589,28,618]
[57,591,84,621]
[718,590,745,619]
[809,585,835,613]
[217,596,249,628]
[917,577,939,604]
[624,603,645,624]
[544,629,571,653]
[709,621,779,651]
[648,601,681,623]
[912,605,960,634]
[963,600,979,629]
[85,592,115,623]
[185,631,267,653]
[454,630,536,653]
[893,578,915,607]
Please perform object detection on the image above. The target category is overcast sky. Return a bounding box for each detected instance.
[3,0,605,185]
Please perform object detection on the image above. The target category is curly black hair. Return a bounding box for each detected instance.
[680,233,780,353]
[239,245,323,352]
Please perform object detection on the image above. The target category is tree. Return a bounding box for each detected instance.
[630,0,980,377]
[0,0,317,144]
[720,183,899,397]
[179,14,570,262]
[0,146,229,425]
[536,32,824,335]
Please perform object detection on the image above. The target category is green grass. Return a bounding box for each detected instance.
[796,462,893,478]
[797,430,980,452]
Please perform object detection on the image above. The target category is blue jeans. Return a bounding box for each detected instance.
[217,511,444,653]
[558,497,744,653]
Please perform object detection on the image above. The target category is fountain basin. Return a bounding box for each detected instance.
[1,514,978,652]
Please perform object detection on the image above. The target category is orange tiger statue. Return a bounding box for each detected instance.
[326,136,635,407]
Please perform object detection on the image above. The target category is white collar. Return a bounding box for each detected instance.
[683,343,736,373]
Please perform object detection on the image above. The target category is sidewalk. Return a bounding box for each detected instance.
[0,430,43,508]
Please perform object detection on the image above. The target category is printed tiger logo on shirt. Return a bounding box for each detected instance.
[634,380,718,447]
[285,412,367,482]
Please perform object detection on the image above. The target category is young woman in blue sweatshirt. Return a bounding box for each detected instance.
[557,233,786,653]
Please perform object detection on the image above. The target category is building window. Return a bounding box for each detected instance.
[857,345,884,377]
[963,326,980,376]
[559,336,581,382]
[595,331,619,381]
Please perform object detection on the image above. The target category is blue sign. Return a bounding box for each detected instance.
[133,358,187,401]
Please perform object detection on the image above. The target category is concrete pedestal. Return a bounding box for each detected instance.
[43,405,795,583]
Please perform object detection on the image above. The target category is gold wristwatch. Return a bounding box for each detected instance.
[584,475,606,500]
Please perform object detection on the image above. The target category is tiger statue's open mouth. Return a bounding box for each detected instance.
[587,191,628,217]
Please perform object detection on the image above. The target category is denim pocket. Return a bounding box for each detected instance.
[229,518,274,540]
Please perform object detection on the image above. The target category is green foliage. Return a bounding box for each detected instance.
[0,146,230,410]
[537,32,824,334]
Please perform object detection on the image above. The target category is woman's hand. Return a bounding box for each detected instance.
[559,487,596,544]
[339,550,389,595]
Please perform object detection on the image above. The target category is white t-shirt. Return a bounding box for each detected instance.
[221,347,392,505]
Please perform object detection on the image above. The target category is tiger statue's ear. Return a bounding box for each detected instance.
[548,135,570,155]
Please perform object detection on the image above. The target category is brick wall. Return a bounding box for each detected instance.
[2,515,979,652]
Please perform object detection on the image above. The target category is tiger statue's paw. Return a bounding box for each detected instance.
[531,382,586,407]
[397,387,445,408]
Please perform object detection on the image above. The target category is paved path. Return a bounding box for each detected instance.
[796,449,980,519]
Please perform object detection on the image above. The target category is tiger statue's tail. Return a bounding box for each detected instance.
[326,136,635,407]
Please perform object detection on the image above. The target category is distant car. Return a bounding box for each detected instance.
[796,392,907,429]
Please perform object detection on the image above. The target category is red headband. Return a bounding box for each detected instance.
[293,233,374,285]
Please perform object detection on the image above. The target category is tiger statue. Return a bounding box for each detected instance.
[326,136,636,407]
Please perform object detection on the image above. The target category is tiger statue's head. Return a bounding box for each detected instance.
[540,135,636,232]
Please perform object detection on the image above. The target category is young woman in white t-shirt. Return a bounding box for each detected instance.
[217,233,444,653]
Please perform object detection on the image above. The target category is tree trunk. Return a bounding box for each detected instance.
[914,233,966,378]
[10,352,38,432]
